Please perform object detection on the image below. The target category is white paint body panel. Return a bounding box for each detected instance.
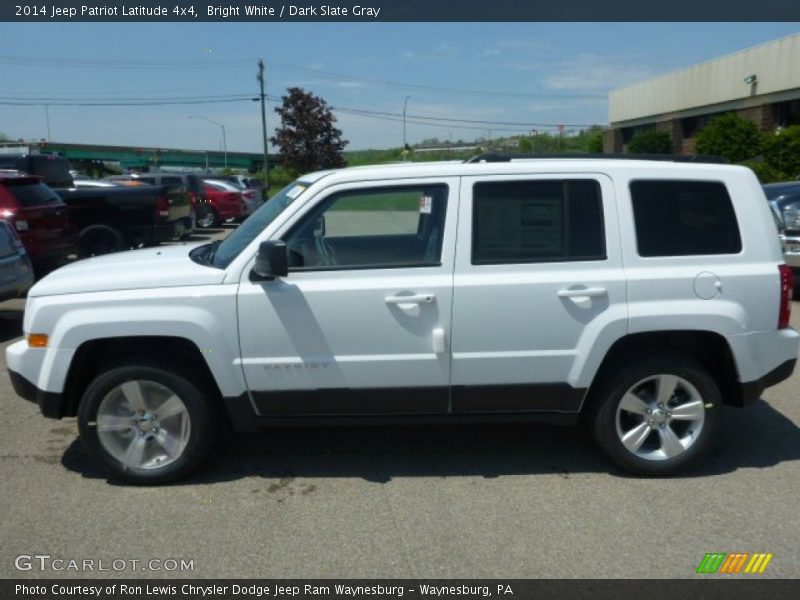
[6,159,799,416]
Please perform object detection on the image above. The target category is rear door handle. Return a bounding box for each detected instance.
[385,294,436,305]
[557,287,607,298]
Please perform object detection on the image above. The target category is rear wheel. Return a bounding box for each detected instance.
[592,355,721,476]
[78,225,125,258]
[196,205,219,229]
[77,363,216,484]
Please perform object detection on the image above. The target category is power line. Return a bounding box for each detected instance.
[269,61,606,100]
[0,54,252,70]
[0,97,255,107]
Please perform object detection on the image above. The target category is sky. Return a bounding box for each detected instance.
[1,22,799,153]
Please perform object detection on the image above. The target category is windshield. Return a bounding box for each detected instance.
[199,180,310,269]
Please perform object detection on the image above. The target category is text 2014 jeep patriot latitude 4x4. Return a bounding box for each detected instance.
[7,157,799,483]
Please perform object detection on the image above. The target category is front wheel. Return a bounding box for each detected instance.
[592,355,721,476]
[77,363,216,484]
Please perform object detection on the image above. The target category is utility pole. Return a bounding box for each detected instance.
[257,59,270,191]
[402,95,410,160]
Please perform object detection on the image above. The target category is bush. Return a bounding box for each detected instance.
[763,125,800,180]
[627,129,672,154]
[695,113,762,163]
[739,160,789,184]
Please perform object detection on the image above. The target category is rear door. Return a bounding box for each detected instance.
[236,178,458,416]
[450,174,626,413]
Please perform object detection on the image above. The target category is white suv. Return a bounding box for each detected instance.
[7,157,799,483]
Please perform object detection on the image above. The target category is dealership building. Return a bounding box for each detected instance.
[605,33,800,154]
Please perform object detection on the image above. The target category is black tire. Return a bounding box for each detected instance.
[196,205,219,229]
[591,354,721,476]
[78,225,126,258]
[77,363,217,484]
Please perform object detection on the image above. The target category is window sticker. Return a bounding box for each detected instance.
[419,194,433,214]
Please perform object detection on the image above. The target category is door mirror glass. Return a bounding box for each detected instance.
[252,240,288,280]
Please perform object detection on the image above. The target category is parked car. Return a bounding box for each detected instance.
[7,156,798,483]
[105,173,197,240]
[0,153,74,188]
[764,181,800,292]
[198,179,246,227]
[59,185,177,257]
[0,219,35,301]
[0,172,77,274]
[202,175,264,218]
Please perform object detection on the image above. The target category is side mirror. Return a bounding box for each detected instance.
[251,240,288,281]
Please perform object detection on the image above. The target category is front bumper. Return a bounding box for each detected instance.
[8,368,65,418]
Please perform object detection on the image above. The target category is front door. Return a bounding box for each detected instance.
[237,179,458,416]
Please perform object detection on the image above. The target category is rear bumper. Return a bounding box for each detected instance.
[741,358,797,406]
[26,235,78,269]
[0,258,35,302]
[8,368,65,418]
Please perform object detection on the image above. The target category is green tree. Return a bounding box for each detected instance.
[763,125,800,180]
[518,136,533,153]
[270,88,348,175]
[585,130,604,153]
[694,113,762,163]
[627,129,672,154]
[0,131,9,142]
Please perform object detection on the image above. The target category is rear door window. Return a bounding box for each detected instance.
[630,180,742,257]
[472,179,605,264]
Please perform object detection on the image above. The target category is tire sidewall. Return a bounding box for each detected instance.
[593,355,721,476]
[197,205,218,228]
[77,364,215,484]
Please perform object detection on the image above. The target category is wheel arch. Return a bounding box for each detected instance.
[62,336,224,417]
[582,330,742,414]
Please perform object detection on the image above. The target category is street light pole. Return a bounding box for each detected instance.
[188,115,227,169]
[44,105,51,141]
[402,95,410,159]
[257,59,270,191]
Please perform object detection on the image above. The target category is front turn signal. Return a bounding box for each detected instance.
[28,334,48,348]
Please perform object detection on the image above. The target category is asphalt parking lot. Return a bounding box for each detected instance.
[1,228,799,579]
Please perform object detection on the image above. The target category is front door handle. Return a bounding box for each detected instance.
[557,287,607,299]
[385,294,436,305]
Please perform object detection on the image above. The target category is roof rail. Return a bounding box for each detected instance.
[464,153,729,164]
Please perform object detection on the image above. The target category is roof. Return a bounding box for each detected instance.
[297,156,749,186]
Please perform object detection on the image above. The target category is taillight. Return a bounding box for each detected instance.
[188,191,198,207]
[6,222,27,255]
[779,264,793,329]
[156,195,170,219]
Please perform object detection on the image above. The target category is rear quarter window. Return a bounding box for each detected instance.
[630,180,742,257]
